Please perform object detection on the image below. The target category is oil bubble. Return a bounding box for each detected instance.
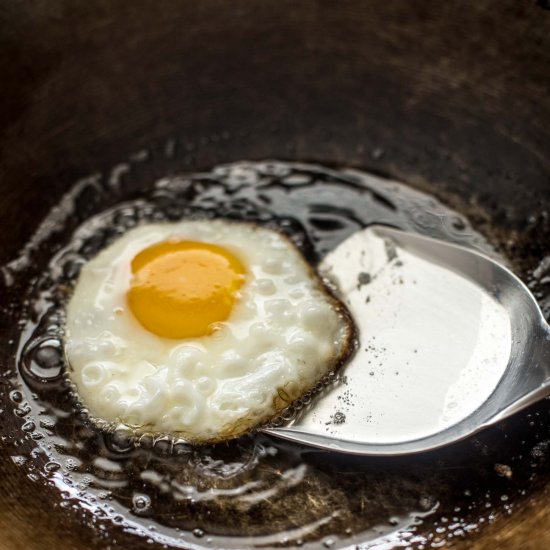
[132,494,152,514]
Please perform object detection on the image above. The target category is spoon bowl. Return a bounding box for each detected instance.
[264,226,550,455]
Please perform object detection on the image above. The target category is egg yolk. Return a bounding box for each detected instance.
[127,240,246,339]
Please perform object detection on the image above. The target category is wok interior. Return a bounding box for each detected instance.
[0,1,549,549]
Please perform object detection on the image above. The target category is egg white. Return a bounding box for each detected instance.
[65,220,354,442]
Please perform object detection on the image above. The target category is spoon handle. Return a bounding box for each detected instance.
[486,320,550,425]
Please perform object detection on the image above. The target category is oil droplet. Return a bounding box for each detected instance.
[106,428,135,454]
[9,390,23,403]
[21,420,35,432]
[44,461,61,473]
[132,493,151,514]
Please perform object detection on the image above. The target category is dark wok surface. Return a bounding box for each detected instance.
[0,1,549,549]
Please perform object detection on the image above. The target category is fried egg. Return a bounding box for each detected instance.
[65,220,354,443]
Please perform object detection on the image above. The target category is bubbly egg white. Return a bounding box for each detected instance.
[65,220,353,442]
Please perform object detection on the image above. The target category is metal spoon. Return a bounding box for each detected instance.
[264,225,550,455]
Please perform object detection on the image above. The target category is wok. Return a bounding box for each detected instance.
[0,1,549,549]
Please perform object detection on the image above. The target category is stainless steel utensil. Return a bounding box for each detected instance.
[264,226,550,455]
